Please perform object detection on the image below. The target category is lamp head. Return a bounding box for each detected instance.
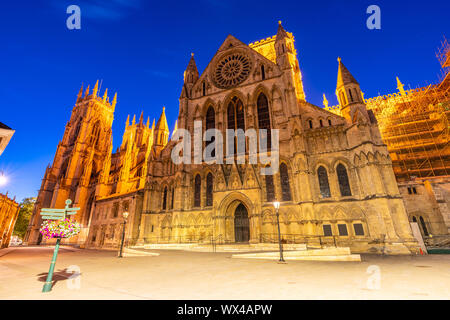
[273,201,280,209]
[0,173,8,186]
[122,211,129,219]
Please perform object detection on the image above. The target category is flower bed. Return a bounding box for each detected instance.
[40,218,81,239]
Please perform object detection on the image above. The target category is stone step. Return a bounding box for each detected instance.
[232,247,360,262]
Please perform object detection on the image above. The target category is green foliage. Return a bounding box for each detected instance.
[13,197,36,240]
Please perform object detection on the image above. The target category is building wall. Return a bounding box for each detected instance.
[0,193,20,248]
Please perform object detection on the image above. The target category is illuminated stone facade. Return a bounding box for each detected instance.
[326,37,450,240]
[0,193,20,248]
[26,23,420,254]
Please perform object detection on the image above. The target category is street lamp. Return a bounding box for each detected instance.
[0,171,7,186]
[118,211,129,258]
[273,201,285,263]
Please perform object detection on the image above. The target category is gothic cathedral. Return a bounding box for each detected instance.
[26,23,420,254]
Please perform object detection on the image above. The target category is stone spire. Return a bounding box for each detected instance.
[275,20,289,40]
[77,84,83,101]
[112,93,117,108]
[125,115,130,128]
[154,107,170,152]
[84,85,90,97]
[102,88,108,103]
[396,76,406,96]
[184,53,199,84]
[336,57,359,90]
[139,111,144,125]
[92,80,99,97]
[335,58,368,123]
[323,94,329,108]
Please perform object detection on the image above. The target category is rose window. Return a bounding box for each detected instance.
[213,53,251,89]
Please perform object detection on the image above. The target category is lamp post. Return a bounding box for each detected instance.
[273,201,285,263]
[118,211,129,258]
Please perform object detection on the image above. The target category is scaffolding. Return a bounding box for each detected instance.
[365,56,450,181]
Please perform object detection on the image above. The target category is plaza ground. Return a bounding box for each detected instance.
[0,246,449,300]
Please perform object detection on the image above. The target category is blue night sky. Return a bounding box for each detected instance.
[0,0,449,202]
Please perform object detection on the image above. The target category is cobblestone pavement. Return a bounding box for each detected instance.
[0,246,449,299]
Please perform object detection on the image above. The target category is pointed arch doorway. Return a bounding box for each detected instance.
[234,203,250,243]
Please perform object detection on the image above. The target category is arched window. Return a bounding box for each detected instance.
[319,119,323,127]
[202,82,206,96]
[419,216,429,236]
[206,106,215,158]
[412,216,417,222]
[257,93,271,150]
[171,188,175,209]
[336,164,352,196]
[308,120,313,129]
[194,174,201,207]
[280,163,292,201]
[317,166,331,198]
[265,173,275,202]
[348,89,353,102]
[206,173,213,206]
[90,121,101,147]
[162,187,168,210]
[71,118,82,144]
[227,97,245,154]
[261,65,265,80]
[328,119,332,126]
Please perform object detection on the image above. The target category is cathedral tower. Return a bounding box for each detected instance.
[274,21,306,102]
[26,82,116,245]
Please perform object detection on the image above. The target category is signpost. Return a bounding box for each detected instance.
[40,199,79,293]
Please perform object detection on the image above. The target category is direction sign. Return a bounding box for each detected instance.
[39,199,80,220]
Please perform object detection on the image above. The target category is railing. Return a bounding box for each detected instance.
[259,233,343,248]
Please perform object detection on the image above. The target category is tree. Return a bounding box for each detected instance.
[13,197,36,240]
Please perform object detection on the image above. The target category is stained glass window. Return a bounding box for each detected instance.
[257,93,271,150]
[337,164,351,196]
[280,163,291,201]
[317,166,331,198]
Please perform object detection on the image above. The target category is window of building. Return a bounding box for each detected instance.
[336,164,352,196]
[206,106,215,158]
[206,173,213,207]
[308,120,313,129]
[163,187,168,210]
[171,188,174,209]
[317,166,331,198]
[257,93,271,150]
[227,97,245,154]
[407,187,412,194]
[353,223,364,236]
[202,82,206,96]
[348,89,353,102]
[194,174,201,207]
[89,121,101,147]
[151,225,154,233]
[265,173,275,202]
[328,119,332,126]
[112,202,119,218]
[323,225,333,236]
[280,163,292,201]
[338,224,348,236]
[419,216,429,236]
[413,187,417,194]
[319,119,323,127]
[261,65,266,80]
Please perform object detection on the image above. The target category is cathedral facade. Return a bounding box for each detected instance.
[25,23,420,254]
